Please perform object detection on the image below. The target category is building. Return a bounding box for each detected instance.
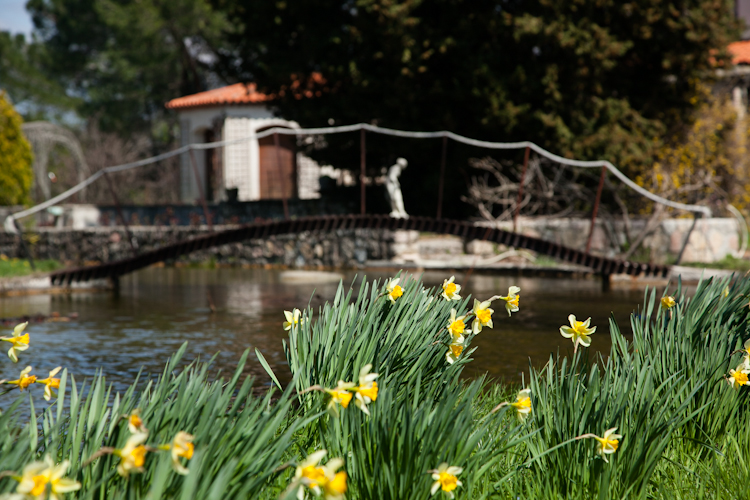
[166,83,322,204]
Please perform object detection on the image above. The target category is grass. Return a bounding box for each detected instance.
[0,256,61,277]
[1,273,750,499]
[682,254,750,272]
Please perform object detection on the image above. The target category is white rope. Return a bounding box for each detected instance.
[6,122,712,227]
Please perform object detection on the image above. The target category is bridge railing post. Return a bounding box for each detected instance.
[436,134,448,219]
[189,148,214,231]
[104,171,138,257]
[274,132,290,220]
[360,128,366,215]
[513,146,530,233]
[585,166,607,254]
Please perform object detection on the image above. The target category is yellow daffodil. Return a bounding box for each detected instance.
[354,364,379,415]
[447,309,467,342]
[114,432,149,478]
[729,364,750,389]
[386,278,404,303]
[661,296,676,310]
[441,276,461,301]
[127,409,147,434]
[472,296,501,334]
[283,309,305,330]
[6,366,36,391]
[16,454,81,500]
[445,339,467,365]
[498,286,520,316]
[1,322,29,363]
[510,388,532,421]
[294,450,328,499]
[168,431,194,475]
[36,367,62,401]
[592,428,622,463]
[559,314,596,353]
[325,381,356,417]
[430,463,463,498]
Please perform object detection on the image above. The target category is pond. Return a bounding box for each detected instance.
[0,267,658,393]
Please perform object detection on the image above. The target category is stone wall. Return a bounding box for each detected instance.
[0,226,394,268]
[0,216,741,267]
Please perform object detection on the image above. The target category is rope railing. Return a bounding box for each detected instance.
[5,122,713,229]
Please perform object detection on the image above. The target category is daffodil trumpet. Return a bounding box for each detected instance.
[429,463,463,498]
[575,427,623,463]
[0,322,30,363]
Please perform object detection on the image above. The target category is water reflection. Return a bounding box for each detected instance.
[0,268,662,394]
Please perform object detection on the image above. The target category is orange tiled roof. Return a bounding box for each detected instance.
[729,40,750,65]
[165,83,272,110]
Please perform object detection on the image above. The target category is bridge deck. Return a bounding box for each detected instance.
[49,215,670,285]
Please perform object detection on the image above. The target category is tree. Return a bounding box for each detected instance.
[0,92,34,206]
[26,0,229,139]
[211,0,739,216]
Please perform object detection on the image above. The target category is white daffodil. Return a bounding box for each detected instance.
[386,278,404,303]
[441,276,461,301]
[445,338,467,365]
[36,367,62,401]
[353,364,379,415]
[6,366,36,392]
[498,286,520,316]
[510,388,532,421]
[0,322,29,363]
[325,381,356,418]
[446,309,467,342]
[114,432,149,478]
[127,409,147,434]
[593,428,622,463]
[168,431,194,475]
[430,463,463,498]
[472,296,501,334]
[16,454,81,500]
[729,364,750,389]
[283,309,305,331]
[559,314,596,353]
[294,450,328,500]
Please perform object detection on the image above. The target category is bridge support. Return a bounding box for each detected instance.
[601,273,611,293]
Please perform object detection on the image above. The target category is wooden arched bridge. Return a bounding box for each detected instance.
[49,215,670,286]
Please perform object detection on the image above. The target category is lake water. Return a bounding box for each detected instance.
[0,268,656,393]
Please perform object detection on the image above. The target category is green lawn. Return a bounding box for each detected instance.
[0,255,61,277]
[682,254,750,272]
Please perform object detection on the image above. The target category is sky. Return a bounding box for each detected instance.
[0,0,34,36]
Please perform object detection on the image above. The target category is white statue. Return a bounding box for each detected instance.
[385,158,408,218]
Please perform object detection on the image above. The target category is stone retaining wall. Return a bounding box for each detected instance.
[0,226,394,268]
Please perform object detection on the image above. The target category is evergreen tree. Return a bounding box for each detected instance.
[0,91,34,206]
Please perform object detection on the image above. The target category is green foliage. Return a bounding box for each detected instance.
[0,92,33,206]
[0,257,61,277]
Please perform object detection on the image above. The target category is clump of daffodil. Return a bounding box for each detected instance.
[6,366,36,392]
[446,309,467,342]
[577,428,622,463]
[127,409,147,434]
[353,365,379,415]
[661,296,676,310]
[498,286,520,316]
[510,388,532,421]
[292,450,347,500]
[386,278,404,303]
[325,381,356,418]
[158,431,194,475]
[445,338,467,365]
[728,364,750,389]
[429,463,463,498]
[114,432,150,478]
[471,296,501,334]
[441,276,461,301]
[559,314,596,353]
[14,454,81,500]
[1,322,29,363]
[283,309,305,330]
[35,367,62,401]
